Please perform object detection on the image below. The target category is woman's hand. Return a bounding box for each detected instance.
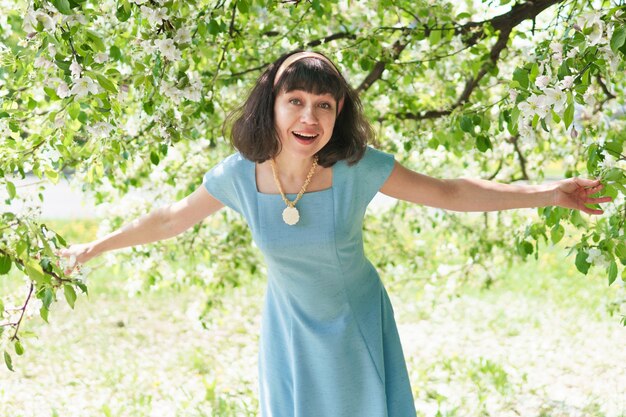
[554,177,613,215]
[58,243,99,275]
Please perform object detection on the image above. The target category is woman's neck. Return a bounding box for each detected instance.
[272,152,317,182]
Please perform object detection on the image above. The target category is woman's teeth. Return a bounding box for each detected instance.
[293,131,318,140]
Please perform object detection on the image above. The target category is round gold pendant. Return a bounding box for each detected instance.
[282,206,300,225]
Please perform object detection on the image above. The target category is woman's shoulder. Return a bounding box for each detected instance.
[348,145,395,169]
[212,150,250,171]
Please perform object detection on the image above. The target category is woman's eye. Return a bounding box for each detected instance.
[289,98,301,105]
[320,102,332,109]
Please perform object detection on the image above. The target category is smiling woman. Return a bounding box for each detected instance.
[60,50,612,417]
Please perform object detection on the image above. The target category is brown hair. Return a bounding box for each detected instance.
[226,50,374,167]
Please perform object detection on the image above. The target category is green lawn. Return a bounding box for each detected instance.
[1,219,625,417]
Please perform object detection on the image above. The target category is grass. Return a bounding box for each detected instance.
[1,219,625,417]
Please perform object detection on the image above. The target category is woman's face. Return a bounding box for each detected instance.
[273,89,338,160]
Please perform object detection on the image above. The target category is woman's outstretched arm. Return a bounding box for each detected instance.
[380,161,612,215]
[59,186,224,273]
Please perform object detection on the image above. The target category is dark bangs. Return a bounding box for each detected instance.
[274,58,346,103]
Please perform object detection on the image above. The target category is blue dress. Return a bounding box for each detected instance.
[203,146,416,417]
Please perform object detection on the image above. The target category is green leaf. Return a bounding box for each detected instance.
[14,340,24,356]
[550,224,565,244]
[615,241,626,261]
[519,240,533,256]
[237,0,249,14]
[40,306,49,323]
[575,249,591,274]
[512,68,529,89]
[64,285,77,309]
[563,101,574,129]
[4,351,13,372]
[0,254,11,275]
[476,135,492,152]
[110,45,122,61]
[86,31,106,52]
[6,181,16,199]
[150,151,160,165]
[96,74,117,93]
[143,100,155,115]
[604,167,623,182]
[208,19,220,35]
[116,1,131,22]
[68,102,80,119]
[429,27,441,44]
[43,288,53,309]
[460,116,473,133]
[52,0,72,15]
[25,260,46,285]
[46,169,59,184]
[608,260,618,285]
[610,26,626,53]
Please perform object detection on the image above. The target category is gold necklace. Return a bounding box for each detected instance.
[270,155,319,226]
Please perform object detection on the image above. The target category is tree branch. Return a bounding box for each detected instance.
[356,33,410,93]
[395,0,563,121]
[228,32,356,78]
[596,74,616,112]
[508,134,530,180]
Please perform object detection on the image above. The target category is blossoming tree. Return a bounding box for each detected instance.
[1,0,625,370]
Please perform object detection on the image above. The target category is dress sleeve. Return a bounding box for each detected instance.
[354,146,396,207]
[203,153,243,214]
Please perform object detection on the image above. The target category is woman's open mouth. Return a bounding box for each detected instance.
[292,131,319,144]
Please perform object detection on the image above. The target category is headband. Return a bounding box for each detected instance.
[273,52,345,114]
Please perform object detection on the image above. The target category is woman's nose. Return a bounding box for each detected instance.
[300,106,318,124]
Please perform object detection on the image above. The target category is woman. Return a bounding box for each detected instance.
[61,51,611,416]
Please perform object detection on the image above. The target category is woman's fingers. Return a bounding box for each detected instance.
[576,177,602,187]
[584,208,604,215]
[587,196,613,203]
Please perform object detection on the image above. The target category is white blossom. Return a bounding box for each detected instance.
[61,13,88,26]
[28,10,56,33]
[34,56,53,69]
[583,89,596,109]
[70,59,82,79]
[154,38,181,61]
[139,39,157,55]
[40,146,61,163]
[56,81,71,98]
[566,47,578,59]
[70,76,99,98]
[22,10,37,32]
[544,87,567,113]
[549,41,563,54]
[87,121,115,139]
[162,82,183,103]
[599,151,616,170]
[174,28,191,44]
[373,95,390,113]
[140,6,168,26]
[588,21,604,46]
[183,84,202,102]
[94,52,109,63]
[563,154,576,169]
[519,94,550,119]
[586,247,609,268]
[559,75,574,89]
[535,75,550,89]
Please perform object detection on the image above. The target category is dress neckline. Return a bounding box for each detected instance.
[250,158,335,196]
